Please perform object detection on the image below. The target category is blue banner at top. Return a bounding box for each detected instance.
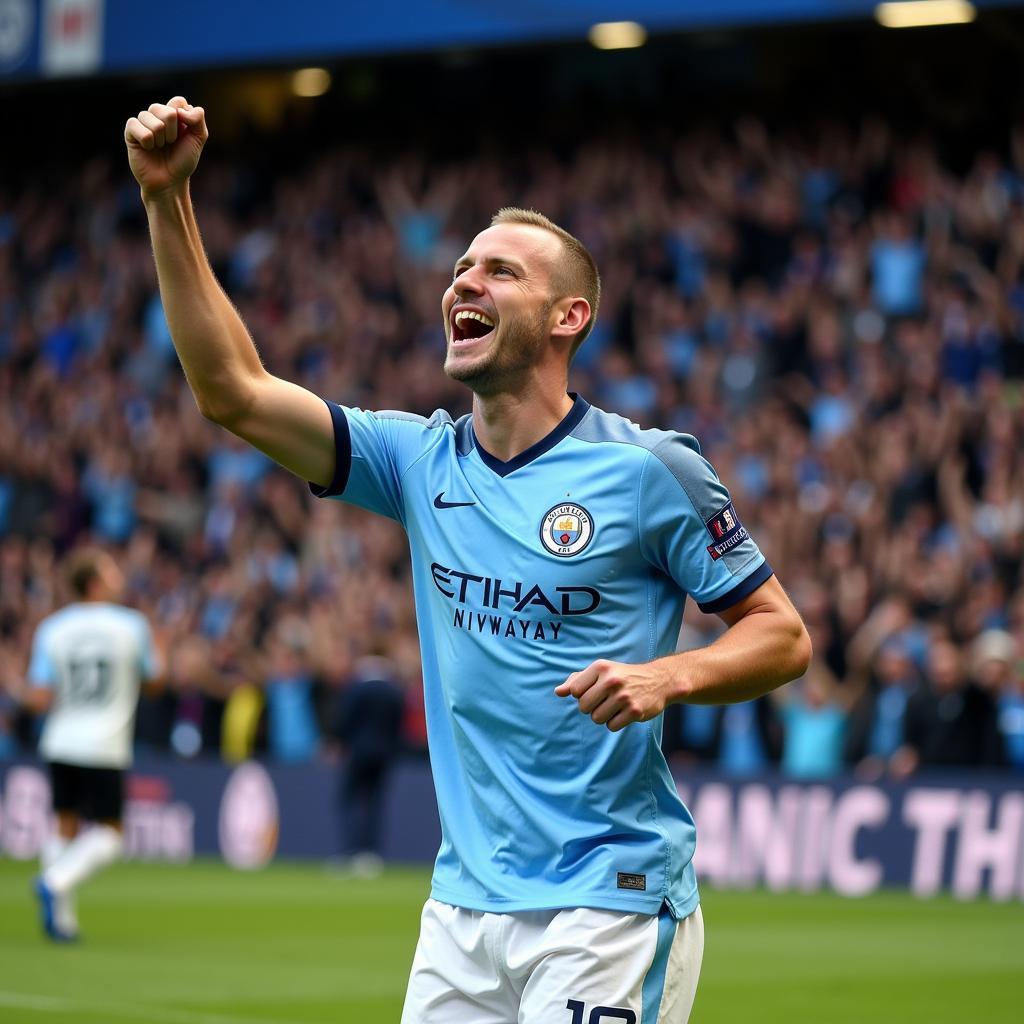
[2,0,1021,82]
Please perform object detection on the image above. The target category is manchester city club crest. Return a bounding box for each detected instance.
[540,502,595,557]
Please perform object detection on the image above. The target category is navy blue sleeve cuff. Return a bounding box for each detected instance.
[308,400,352,499]
[697,560,774,614]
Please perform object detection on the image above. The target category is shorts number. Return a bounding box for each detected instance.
[66,655,112,705]
[566,999,637,1024]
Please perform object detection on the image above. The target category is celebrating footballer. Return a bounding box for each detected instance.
[125,97,811,1022]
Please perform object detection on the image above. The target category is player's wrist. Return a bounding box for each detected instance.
[141,180,190,209]
[663,651,701,704]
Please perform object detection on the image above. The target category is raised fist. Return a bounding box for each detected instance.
[125,96,208,198]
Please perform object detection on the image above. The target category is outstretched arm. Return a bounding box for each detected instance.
[125,97,334,487]
[556,575,811,732]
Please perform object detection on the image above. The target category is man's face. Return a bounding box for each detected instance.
[441,224,563,394]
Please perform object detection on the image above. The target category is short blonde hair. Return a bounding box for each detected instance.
[490,207,601,358]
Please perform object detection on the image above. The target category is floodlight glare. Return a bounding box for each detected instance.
[292,68,332,97]
[875,1,976,28]
[588,21,647,50]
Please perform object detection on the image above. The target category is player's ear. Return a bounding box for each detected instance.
[551,297,591,341]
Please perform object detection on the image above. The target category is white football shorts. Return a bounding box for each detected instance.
[400,899,704,1023]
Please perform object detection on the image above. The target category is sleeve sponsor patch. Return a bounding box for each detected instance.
[705,501,748,561]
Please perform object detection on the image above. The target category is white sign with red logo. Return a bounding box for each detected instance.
[42,0,102,76]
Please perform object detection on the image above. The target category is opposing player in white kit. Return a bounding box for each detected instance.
[22,548,160,942]
[125,98,811,1020]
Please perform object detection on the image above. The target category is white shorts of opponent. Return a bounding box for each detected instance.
[400,899,704,1023]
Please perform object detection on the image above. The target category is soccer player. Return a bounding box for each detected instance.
[21,548,160,942]
[125,98,811,1021]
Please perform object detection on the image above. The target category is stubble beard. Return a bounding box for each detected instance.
[444,304,552,396]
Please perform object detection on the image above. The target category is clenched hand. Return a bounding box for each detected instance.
[555,658,675,732]
[125,96,208,199]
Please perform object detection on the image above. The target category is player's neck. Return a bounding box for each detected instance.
[472,385,574,464]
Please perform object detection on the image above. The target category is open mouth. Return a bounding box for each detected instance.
[450,308,497,346]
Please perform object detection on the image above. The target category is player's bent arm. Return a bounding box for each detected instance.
[556,575,811,731]
[670,575,812,705]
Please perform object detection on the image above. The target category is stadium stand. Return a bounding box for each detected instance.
[1,112,1022,775]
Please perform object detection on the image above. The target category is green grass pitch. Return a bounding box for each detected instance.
[0,858,1021,1023]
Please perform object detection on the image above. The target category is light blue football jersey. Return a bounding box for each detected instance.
[313,394,771,918]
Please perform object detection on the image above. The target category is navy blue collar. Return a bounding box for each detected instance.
[472,394,590,478]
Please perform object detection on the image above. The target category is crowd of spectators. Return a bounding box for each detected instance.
[1,111,1022,778]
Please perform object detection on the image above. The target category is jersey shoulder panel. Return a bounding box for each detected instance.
[359,405,462,481]
[639,444,770,611]
[645,432,725,524]
[318,403,460,522]
[354,406,456,455]
[572,404,732,532]
[452,411,475,457]
[573,403,769,611]
[374,407,453,430]
[570,403,691,459]
[376,407,472,457]
[32,604,91,643]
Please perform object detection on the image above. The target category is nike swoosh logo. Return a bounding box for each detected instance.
[433,492,476,509]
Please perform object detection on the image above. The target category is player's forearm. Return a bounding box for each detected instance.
[667,608,811,705]
[143,184,267,424]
